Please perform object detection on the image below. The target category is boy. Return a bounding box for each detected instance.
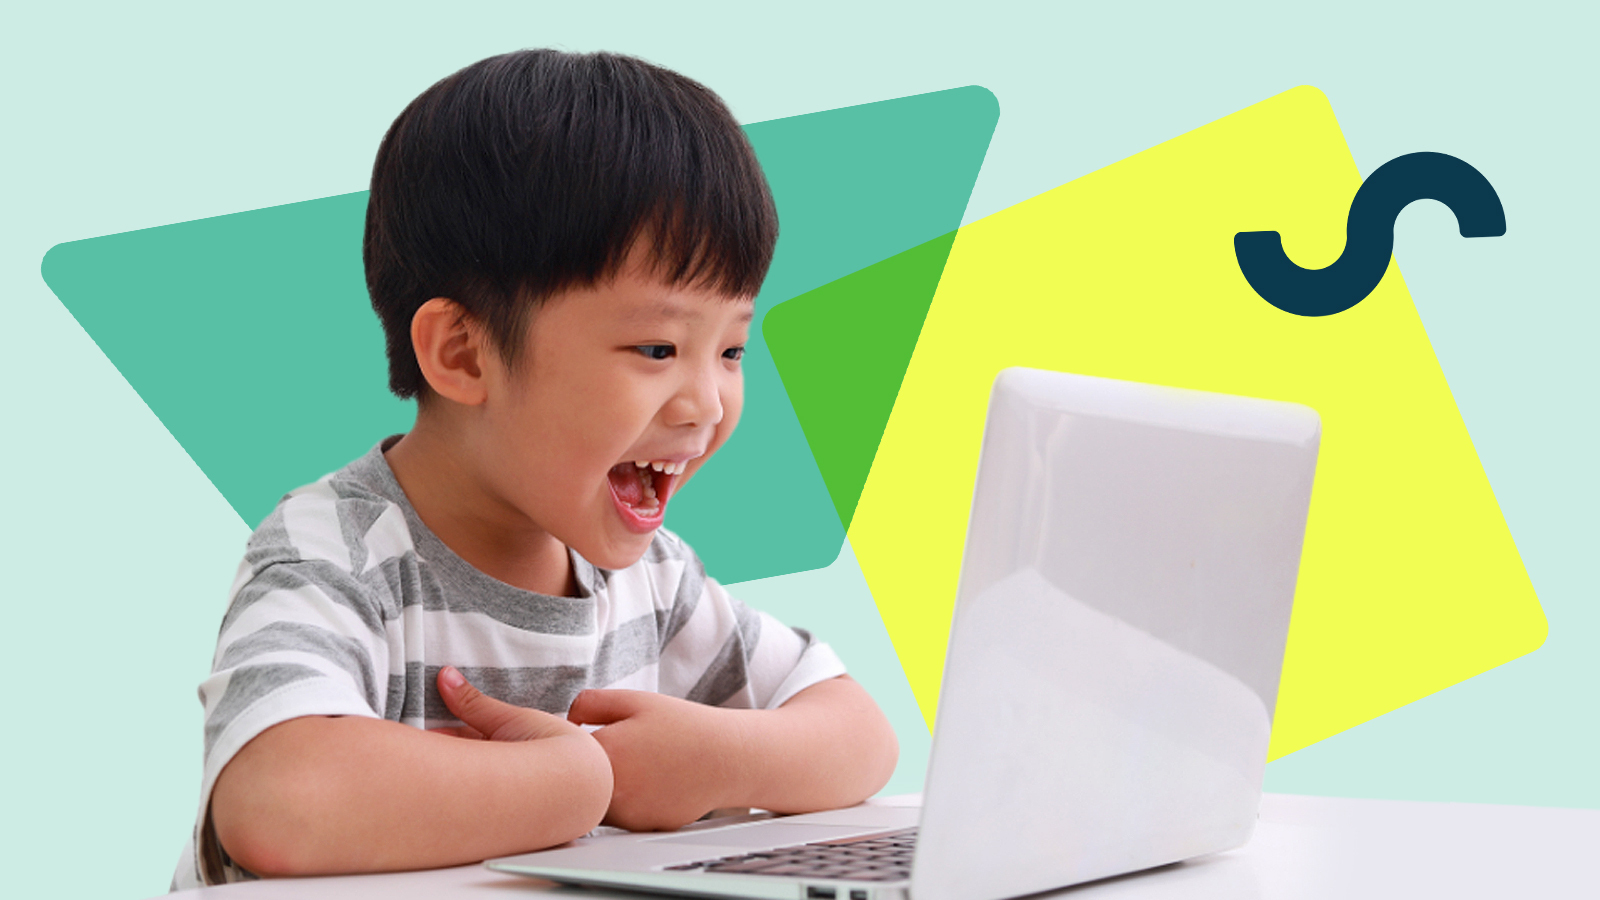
[173,49,898,889]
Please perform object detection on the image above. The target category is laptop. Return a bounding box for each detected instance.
[488,367,1321,900]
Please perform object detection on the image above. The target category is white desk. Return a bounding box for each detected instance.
[160,793,1600,899]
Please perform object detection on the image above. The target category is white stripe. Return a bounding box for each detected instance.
[399,602,426,676]
[658,578,738,695]
[766,644,848,709]
[605,559,677,616]
[281,482,354,570]
[196,669,233,719]
[597,660,661,692]
[742,609,809,706]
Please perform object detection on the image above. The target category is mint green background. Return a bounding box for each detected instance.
[2,4,1595,899]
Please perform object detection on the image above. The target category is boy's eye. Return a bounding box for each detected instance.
[634,345,675,360]
[723,346,746,361]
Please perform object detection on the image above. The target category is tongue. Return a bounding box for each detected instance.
[608,464,647,505]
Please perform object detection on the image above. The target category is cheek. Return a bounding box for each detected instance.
[535,370,648,461]
[713,373,744,449]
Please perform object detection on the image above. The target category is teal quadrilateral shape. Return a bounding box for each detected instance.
[40,86,997,582]
[41,192,413,530]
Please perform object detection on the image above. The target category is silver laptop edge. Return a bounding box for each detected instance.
[489,368,1321,900]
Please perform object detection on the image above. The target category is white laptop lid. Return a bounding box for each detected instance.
[910,368,1320,900]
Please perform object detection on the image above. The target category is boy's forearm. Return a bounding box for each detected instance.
[211,715,612,877]
[728,676,899,814]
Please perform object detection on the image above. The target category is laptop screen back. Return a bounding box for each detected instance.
[912,368,1320,900]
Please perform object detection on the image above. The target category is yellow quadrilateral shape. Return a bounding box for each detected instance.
[848,86,1545,759]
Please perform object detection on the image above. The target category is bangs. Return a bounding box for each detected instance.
[504,51,777,302]
[365,49,778,398]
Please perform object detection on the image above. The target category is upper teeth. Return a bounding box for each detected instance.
[634,459,685,475]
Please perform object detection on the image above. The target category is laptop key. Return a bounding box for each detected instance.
[755,858,819,871]
[704,861,787,873]
[680,826,921,879]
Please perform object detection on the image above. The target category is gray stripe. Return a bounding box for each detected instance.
[241,505,298,570]
[386,670,418,723]
[420,665,593,720]
[658,556,706,650]
[360,550,596,636]
[328,489,392,577]
[430,579,595,635]
[576,554,612,592]
[591,613,665,686]
[389,610,660,726]
[732,602,762,656]
[221,559,387,638]
[685,604,762,707]
[217,621,381,713]
[432,576,595,634]
[339,443,600,635]
[365,552,427,620]
[356,555,406,622]
[203,662,322,757]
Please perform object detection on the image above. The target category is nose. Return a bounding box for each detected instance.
[664,361,725,429]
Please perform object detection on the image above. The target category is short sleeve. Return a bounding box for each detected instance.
[651,531,847,709]
[175,482,395,888]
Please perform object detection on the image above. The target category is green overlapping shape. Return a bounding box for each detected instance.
[763,232,958,530]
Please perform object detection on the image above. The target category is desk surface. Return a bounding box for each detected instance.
[161,793,1600,900]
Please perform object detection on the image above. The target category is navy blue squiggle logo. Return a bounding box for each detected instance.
[1235,152,1505,317]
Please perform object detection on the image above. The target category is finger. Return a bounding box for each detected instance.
[436,666,553,742]
[426,725,486,740]
[567,688,648,726]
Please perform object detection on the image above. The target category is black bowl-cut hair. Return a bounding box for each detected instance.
[364,49,779,399]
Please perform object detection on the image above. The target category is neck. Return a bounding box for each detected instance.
[383,409,576,597]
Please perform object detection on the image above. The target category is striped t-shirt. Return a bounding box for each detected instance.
[172,438,846,889]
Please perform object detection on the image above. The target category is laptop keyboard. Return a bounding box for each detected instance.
[664,826,917,882]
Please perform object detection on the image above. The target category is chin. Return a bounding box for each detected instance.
[580,531,658,572]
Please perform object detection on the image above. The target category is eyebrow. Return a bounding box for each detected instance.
[627,300,755,325]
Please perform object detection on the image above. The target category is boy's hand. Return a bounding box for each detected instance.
[433,666,588,743]
[567,690,743,832]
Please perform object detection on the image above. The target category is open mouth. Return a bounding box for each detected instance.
[606,460,682,532]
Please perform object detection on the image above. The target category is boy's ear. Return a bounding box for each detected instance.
[411,298,490,406]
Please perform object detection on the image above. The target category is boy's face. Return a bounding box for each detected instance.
[472,251,752,571]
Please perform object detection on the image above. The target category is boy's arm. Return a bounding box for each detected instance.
[568,675,898,832]
[210,667,613,877]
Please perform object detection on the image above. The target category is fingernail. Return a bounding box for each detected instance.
[440,666,465,690]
